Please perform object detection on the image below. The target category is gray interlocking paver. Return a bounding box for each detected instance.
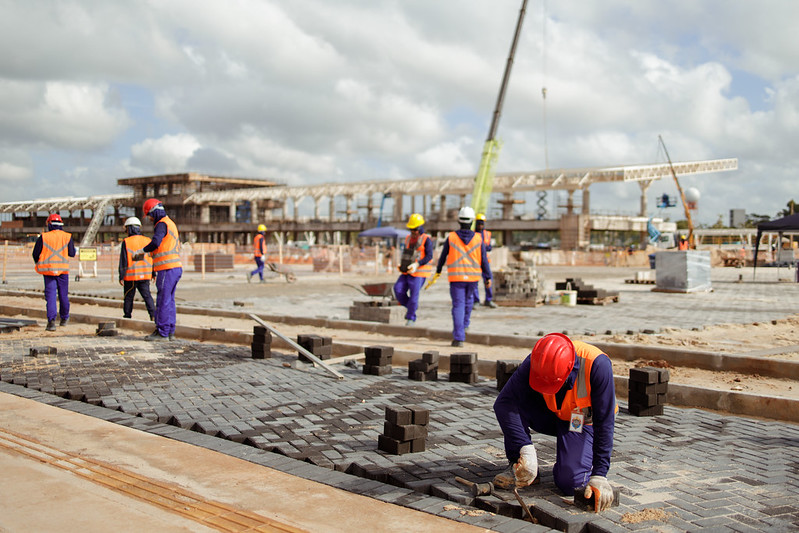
[2,331,799,532]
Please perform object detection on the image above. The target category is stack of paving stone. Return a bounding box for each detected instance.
[348,300,404,324]
[449,352,479,383]
[555,277,619,305]
[251,326,272,359]
[492,262,544,306]
[297,334,332,362]
[363,345,393,376]
[96,322,118,336]
[408,350,439,381]
[496,360,520,391]
[377,405,429,455]
[28,346,57,357]
[628,366,669,416]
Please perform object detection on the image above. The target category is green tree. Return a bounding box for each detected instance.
[779,200,796,217]
[745,214,771,228]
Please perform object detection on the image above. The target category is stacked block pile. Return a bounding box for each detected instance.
[628,366,669,416]
[363,345,393,376]
[96,322,118,337]
[555,278,620,305]
[349,300,405,324]
[496,360,520,391]
[378,405,430,455]
[251,326,272,359]
[449,352,479,384]
[492,262,544,306]
[408,350,439,381]
[297,334,332,362]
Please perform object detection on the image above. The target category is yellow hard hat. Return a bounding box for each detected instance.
[257,224,267,232]
[476,213,486,221]
[406,213,425,229]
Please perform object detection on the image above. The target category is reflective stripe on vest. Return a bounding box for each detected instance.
[123,235,153,281]
[541,341,618,423]
[35,230,71,276]
[253,234,265,258]
[404,233,432,278]
[446,232,482,282]
[152,216,182,272]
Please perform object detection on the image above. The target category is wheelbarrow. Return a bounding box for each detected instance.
[267,262,297,283]
[345,282,396,301]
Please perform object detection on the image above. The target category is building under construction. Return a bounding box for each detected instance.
[0,158,737,249]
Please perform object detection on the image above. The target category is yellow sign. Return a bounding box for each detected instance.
[79,247,97,261]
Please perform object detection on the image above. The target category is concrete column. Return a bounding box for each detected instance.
[638,180,653,247]
[440,195,447,221]
[293,197,300,222]
[201,205,210,224]
[581,189,590,216]
[313,197,320,220]
[393,193,403,224]
[346,195,354,222]
[329,197,335,222]
[229,202,237,223]
[281,200,288,221]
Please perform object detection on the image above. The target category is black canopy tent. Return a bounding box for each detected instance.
[753,213,799,277]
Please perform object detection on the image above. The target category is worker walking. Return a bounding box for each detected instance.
[247,224,268,283]
[493,333,617,512]
[429,206,491,347]
[119,217,155,321]
[32,214,76,331]
[472,213,496,308]
[393,213,434,326]
[135,198,182,341]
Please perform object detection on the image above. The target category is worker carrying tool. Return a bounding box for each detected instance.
[32,213,76,331]
[428,206,491,347]
[247,224,268,283]
[133,198,182,342]
[493,333,618,512]
[118,217,155,321]
[393,213,434,326]
[472,213,496,308]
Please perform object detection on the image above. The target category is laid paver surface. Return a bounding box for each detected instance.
[1,333,797,532]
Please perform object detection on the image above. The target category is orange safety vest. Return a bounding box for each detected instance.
[678,241,689,250]
[541,341,618,423]
[446,232,483,282]
[481,229,492,261]
[151,216,182,272]
[403,233,433,278]
[253,233,266,258]
[123,235,153,281]
[35,229,72,276]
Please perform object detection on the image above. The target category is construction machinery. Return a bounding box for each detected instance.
[658,135,695,248]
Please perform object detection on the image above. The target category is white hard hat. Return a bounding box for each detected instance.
[124,216,142,227]
[458,206,475,224]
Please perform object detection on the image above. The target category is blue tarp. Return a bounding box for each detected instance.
[358,226,410,239]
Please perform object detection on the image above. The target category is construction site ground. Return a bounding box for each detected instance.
[1,263,798,532]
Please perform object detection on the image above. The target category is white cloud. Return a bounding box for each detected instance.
[130,133,201,172]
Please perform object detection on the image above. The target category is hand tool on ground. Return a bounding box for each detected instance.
[454,476,494,497]
[513,487,536,523]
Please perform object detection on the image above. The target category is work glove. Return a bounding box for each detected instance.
[513,444,538,487]
[406,262,419,274]
[584,475,614,512]
[424,272,441,290]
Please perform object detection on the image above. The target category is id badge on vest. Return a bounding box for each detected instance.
[569,410,584,433]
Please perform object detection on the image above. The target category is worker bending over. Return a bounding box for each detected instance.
[429,206,491,347]
[32,214,76,331]
[393,213,434,326]
[493,333,617,512]
[118,217,155,320]
[248,224,268,283]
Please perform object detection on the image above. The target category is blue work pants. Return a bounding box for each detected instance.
[251,256,265,280]
[123,280,155,319]
[449,280,477,341]
[43,274,69,322]
[154,267,182,337]
[393,274,425,321]
[472,280,493,304]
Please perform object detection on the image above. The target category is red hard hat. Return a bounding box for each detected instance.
[46,213,63,225]
[142,198,161,217]
[528,333,575,394]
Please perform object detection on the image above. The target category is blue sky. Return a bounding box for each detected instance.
[1,0,797,225]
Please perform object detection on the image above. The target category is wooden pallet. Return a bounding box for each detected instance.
[577,295,620,305]
[624,279,655,284]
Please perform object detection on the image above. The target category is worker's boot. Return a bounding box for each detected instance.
[59,317,69,326]
[485,300,498,309]
[46,320,56,332]
[246,272,252,283]
[451,340,464,347]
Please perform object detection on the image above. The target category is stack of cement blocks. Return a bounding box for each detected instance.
[555,278,620,305]
[628,366,669,416]
[378,405,429,455]
[251,326,272,359]
[28,346,57,357]
[408,351,439,381]
[349,300,404,324]
[449,352,479,384]
[363,345,393,376]
[496,360,520,391]
[96,322,118,337]
[492,262,543,306]
[297,334,332,362]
